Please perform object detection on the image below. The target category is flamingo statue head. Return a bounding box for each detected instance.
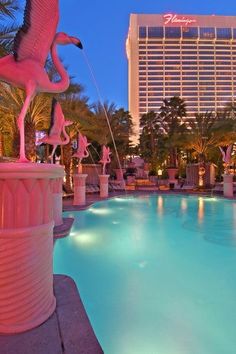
[72,132,90,173]
[54,32,83,49]
[0,0,83,163]
[99,145,112,175]
[39,98,73,163]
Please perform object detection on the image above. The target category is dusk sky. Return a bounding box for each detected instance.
[34,0,236,109]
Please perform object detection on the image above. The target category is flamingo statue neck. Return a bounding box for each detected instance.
[49,38,70,93]
[47,123,71,163]
[61,124,70,145]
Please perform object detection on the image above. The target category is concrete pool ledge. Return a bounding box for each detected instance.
[62,189,232,213]
[0,275,103,354]
[54,217,74,239]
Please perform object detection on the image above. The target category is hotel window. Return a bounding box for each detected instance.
[148,77,163,81]
[233,29,236,39]
[139,27,147,38]
[182,56,197,60]
[165,27,181,38]
[200,28,215,39]
[182,27,198,38]
[148,27,164,38]
[217,28,232,39]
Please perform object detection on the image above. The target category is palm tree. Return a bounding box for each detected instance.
[159,96,187,167]
[184,112,219,163]
[0,0,19,56]
[0,83,51,160]
[139,111,159,156]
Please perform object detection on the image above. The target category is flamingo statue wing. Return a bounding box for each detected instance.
[48,98,64,137]
[13,0,59,66]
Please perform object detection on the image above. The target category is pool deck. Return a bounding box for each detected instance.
[0,275,103,354]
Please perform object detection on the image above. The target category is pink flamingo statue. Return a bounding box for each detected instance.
[39,98,72,163]
[73,133,90,173]
[99,145,112,175]
[0,0,83,162]
[219,145,232,174]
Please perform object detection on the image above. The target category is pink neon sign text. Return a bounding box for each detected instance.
[163,14,197,26]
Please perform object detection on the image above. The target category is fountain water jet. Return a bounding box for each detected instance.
[81,51,126,191]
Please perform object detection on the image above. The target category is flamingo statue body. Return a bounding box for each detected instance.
[0,0,82,162]
[73,133,90,173]
[99,145,112,175]
[39,98,72,163]
[219,145,233,173]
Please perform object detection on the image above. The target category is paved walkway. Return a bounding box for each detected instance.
[0,275,103,354]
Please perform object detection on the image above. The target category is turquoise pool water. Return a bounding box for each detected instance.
[53,194,236,354]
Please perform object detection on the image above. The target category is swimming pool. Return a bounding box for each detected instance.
[53,194,236,354]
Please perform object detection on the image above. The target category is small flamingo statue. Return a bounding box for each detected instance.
[219,145,232,174]
[99,145,112,175]
[39,98,72,163]
[73,133,90,173]
[0,0,83,162]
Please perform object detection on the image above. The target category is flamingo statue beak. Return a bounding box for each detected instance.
[69,36,83,49]
[76,41,83,49]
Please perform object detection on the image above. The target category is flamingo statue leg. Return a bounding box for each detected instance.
[17,81,36,162]
[103,163,106,175]
[49,144,58,163]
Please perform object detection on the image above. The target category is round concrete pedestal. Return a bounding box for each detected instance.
[99,175,109,198]
[223,174,233,198]
[73,174,87,206]
[0,163,64,333]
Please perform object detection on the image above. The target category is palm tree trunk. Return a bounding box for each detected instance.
[25,120,36,162]
[169,147,178,167]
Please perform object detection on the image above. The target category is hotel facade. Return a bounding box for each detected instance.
[126,14,236,144]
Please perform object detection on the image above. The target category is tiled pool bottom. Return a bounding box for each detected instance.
[54,194,236,354]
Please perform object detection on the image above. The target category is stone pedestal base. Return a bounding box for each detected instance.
[223,174,233,198]
[99,175,109,198]
[0,163,63,333]
[73,174,87,206]
[0,222,55,333]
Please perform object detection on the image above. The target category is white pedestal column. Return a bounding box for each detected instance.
[0,163,64,334]
[52,177,64,226]
[73,174,87,206]
[223,174,233,198]
[99,175,109,198]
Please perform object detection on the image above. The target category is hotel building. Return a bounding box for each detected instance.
[126,14,236,144]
